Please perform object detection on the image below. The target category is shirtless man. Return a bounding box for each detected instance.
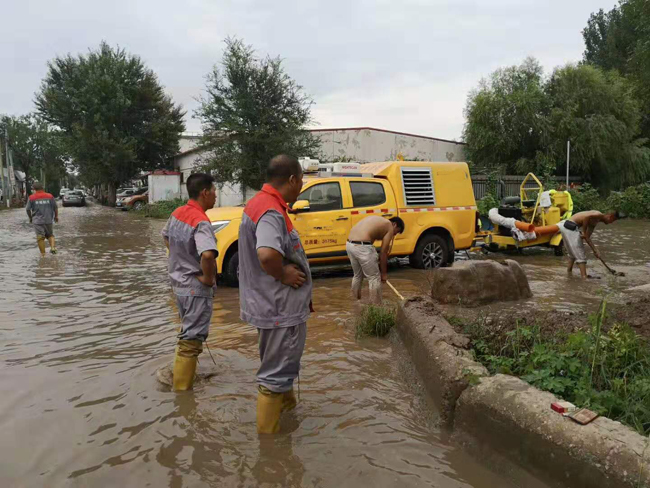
[346,216,405,303]
[557,210,619,279]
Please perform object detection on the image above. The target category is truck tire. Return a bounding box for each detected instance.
[553,242,565,256]
[409,234,449,269]
[222,251,239,287]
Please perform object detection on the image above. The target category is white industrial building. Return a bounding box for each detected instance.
[172,127,466,206]
[311,127,465,163]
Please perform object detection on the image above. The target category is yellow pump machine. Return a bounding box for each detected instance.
[477,173,573,255]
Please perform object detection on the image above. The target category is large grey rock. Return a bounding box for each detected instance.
[430,259,532,307]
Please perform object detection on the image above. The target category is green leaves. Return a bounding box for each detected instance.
[35,42,185,192]
[195,37,321,190]
[466,304,650,435]
[464,56,650,189]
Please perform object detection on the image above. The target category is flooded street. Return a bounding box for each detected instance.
[0,203,546,488]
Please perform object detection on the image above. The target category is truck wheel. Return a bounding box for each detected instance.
[222,251,239,287]
[409,234,449,269]
[553,242,565,256]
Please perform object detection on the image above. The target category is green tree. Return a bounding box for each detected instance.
[545,64,650,189]
[1,114,67,196]
[462,57,549,174]
[583,0,650,136]
[35,42,185,204]
[195,38,321,190]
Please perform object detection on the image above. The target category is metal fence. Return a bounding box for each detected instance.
[472,175,582,200]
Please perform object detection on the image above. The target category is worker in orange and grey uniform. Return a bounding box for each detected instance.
[162,173,218,391]
[239,155,313,434]
[26,182,58,256]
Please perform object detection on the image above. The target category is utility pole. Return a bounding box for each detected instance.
[2,128,9,208]
[566,140,570,188]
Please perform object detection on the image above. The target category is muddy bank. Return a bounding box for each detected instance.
[442,293,650,342]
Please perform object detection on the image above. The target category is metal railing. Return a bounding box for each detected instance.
[472,175,581,200]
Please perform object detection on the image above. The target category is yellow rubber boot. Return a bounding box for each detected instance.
[48,236,57,254]
[257,385,283,434]
[37,237,46,256]
[282,388,297,412]
[172,339,202,391]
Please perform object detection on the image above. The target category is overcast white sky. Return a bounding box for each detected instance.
[2,0,616,141]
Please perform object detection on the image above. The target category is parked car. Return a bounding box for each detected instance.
[207,161,477,286]
[117,188,137,198]
[62,190,86,207]
[118,189,149,211]
[59,188,70,199]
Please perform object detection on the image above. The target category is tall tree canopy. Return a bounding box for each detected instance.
[462,58,548,174]
[583,0,650,136]
[546,64,649,188]
[35,42,185,203]
[195,38,320,190]
[463,59,650,189]
[1,114,67,195]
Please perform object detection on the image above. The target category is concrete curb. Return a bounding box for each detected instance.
[397,297,650,488]
[395,297,488,426]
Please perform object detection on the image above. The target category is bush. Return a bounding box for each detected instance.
[465,301,650,435]
[569,183,607,213]
[138,198,187,219]
[355,305,396,339]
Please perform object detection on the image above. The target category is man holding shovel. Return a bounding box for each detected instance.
[346,216,405,303]
[557,210,621,279]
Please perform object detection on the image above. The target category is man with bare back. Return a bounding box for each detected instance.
[557,210,619,279]
[346,216,405,303]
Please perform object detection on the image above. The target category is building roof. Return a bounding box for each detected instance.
[147,169,181,176]
[308,127,465,145]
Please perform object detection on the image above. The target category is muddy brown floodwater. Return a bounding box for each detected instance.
[3,204,646,488]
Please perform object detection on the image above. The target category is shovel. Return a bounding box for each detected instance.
[585,239,625,277]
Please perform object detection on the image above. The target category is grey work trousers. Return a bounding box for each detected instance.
[257,323,307,393]
[176,295,213,342]
[346,242,382,303]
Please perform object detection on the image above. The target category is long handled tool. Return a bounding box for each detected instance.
[386,280,404,300]
[585,239,625,277]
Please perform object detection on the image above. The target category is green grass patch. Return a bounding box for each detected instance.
[137,198,187,219]
[355,304,396,339]
[464,301,650,435]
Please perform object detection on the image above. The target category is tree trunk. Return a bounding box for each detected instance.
[107,182,117,207]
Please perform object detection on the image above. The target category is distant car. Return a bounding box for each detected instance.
[116,187,137,198]
[59,188,70,199]
[62,190,86,207]
[117,188,149,211]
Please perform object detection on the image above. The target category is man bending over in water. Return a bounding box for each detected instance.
[557,210,619,279]
[346,216,405,303]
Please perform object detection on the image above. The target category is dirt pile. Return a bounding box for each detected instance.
[609,295,650,340]
[429,260,532,307]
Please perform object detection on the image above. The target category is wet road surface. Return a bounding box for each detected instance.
[0,203,534,488]
[4,204,646,487]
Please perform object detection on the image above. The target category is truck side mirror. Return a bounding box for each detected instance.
[292,200,310,213]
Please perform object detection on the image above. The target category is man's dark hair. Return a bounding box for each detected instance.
[187,173,215,199]
[33,182,43,191]
[390,216,405,234]
[267,155,302,184]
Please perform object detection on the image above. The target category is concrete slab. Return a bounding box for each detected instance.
[396,297,488,426]
[454,374,650,488]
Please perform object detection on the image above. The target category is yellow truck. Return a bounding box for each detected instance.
[207,161,477,285]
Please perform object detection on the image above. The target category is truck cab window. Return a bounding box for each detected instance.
[298,182,342,212]
[350,182,386,207]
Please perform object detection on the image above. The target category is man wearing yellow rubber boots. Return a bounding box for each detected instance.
[162,173,218,391]
[26,182,58,256]
[239,155,312,434]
